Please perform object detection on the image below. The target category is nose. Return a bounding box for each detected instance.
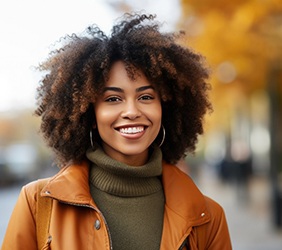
[121,100,141,120]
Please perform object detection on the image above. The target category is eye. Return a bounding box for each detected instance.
[105,96,121,102]
[139,95,154,101]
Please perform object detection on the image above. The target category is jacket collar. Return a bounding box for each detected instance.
[162,161,210,224]
[41,161,95,207]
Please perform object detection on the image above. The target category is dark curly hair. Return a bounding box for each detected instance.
[35,13,212,166]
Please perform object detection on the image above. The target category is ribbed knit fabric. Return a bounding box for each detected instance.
[86,146,165,250]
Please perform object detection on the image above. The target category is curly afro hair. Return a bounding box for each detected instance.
[35,13,212,166]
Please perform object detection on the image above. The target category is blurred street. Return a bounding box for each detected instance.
[0,184,21,244]
[1,167,282,249]
[197,166,282,250]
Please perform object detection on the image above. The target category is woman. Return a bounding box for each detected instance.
[1,13,232,249]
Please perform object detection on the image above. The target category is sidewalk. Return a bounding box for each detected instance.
[196,167,282,250]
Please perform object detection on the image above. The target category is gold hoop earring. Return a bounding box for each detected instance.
[90,129,94,149]
[158,125,166,147]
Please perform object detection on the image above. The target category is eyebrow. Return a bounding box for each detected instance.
[103,85,155,93]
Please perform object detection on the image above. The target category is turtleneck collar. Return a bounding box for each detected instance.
[86,146,163,197]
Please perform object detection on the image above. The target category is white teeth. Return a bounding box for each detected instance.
[119,127,144,134]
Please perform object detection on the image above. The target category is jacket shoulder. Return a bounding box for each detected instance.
[194,196,232,249]
[20,178,53,228]
[22,178,52,206]
[204,196,225,217]
[24,179,52,218]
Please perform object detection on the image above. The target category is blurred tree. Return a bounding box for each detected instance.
[179,0,282,131]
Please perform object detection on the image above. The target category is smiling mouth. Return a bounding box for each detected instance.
[118,126,145,134]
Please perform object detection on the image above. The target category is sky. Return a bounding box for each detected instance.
[0,0,180,112]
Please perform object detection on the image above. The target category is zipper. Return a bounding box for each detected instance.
[54,199,113,250]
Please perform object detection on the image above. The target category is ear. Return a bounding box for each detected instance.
[92,123,97,129]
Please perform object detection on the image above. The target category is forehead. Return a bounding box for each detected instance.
[106,61,151,88]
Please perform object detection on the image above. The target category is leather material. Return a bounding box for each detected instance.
[1,161,232,250]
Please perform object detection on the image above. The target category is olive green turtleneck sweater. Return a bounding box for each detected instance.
[86,147,165,250]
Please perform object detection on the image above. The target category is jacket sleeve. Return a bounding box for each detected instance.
[201,197,232,250]
[1,182,38,250]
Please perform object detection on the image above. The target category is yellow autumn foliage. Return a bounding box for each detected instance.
[179,0,282,133]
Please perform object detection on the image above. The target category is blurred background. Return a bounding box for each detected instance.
[0,0,282,249]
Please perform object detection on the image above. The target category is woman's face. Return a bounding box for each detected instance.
[94,61,162,166]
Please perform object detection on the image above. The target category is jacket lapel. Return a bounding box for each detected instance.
[160,162,210,249]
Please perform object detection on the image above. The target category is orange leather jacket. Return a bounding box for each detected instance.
[1,161,232,250]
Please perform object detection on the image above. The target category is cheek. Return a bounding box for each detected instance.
[95,106,114,125]
[143,104,162,132]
